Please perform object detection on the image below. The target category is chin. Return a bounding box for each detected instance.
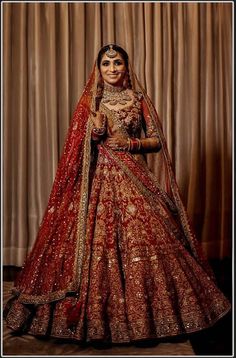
[104,77,123,86]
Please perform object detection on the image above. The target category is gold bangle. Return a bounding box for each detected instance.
[137,138,141,151]
[92,126,106,136]
[127,138,131,151]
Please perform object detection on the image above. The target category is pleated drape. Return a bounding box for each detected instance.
[3,2,232,265]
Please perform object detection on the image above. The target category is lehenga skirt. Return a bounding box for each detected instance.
[5,144,231,343]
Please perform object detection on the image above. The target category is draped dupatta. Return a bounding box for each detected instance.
[11,60,215,307]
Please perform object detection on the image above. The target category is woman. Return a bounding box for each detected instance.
[4,44,230,344]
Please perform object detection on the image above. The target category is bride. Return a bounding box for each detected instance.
[4,44,230,343]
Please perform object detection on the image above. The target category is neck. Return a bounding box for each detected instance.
[103,82,125,93]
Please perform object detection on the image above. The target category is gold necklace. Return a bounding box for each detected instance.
[102,83,132,106]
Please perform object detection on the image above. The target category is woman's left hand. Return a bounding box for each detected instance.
[105,136,128,151]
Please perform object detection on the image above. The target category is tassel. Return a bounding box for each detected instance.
[3,297,17,319]
[66,301,82,329]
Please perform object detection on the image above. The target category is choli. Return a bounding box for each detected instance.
[100,89,159,139]
[114,91,143,138]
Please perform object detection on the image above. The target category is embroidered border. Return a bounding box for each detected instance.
[103,146,176,214]
[73,115,93,291]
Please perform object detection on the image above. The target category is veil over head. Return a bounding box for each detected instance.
[11,44,214,306]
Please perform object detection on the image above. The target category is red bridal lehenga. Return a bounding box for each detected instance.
[4,62,230,344]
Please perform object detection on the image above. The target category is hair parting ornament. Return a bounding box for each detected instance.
[105,45,118,58]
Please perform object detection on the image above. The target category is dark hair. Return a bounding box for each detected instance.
[97,44,129,69]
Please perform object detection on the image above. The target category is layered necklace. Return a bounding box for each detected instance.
[102,83,132,106]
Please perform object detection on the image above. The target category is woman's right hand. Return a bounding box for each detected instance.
[91,111,106,128]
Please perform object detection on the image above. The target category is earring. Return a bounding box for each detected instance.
[95,73,104,111]
[123,72,131,89]
[97,73,104,90]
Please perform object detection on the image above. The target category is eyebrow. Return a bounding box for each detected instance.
[101,59,124,63]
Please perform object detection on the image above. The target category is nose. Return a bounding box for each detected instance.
[109,63,116,72]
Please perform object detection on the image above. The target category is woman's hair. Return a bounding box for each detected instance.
[97,44,129,69]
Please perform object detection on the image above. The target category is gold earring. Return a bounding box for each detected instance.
[123,72,129,89]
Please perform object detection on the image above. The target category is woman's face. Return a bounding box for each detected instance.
[100,52,126,87]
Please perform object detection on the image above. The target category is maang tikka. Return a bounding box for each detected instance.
[105,45,117,58]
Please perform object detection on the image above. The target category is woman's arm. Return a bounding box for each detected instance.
[136,137,161,153]
[127,97,161,153]
[140,97,162,153]
[105,135,161,153]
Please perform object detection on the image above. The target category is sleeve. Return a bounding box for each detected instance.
[141,97,159,138]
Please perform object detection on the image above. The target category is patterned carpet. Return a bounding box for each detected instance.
[3,282,195,356]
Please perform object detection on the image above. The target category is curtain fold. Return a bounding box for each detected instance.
[3,2,232,265]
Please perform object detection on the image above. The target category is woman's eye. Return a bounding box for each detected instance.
[101,60,123,66]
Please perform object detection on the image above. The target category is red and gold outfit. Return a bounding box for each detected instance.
[4,61,230,343]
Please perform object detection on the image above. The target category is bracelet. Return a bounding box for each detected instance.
[127,138,131,151]
[136,138,142,151]
[92,126,106,136]
[128,138,142,152]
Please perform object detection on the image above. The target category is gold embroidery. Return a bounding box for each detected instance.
[100,103,129,138]
[73,116,93,291]
[103,146,176,212]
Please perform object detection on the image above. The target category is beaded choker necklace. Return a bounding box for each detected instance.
[102,83,132,106]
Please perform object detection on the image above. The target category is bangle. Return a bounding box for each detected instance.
[92,126,106,136]
[129,138,142,152]
[136,138,142,151]
[127,138,131,151]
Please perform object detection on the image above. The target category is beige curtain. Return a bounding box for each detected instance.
[3,2,232,265]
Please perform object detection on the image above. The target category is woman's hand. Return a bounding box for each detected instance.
[105,135,128,151]
[105,136,162,153]
[91,111,106,128]
[91,111,107,142]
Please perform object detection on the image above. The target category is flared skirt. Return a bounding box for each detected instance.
[5,145,231,343]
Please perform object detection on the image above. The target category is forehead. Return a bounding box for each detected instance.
[101,52,124,62]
